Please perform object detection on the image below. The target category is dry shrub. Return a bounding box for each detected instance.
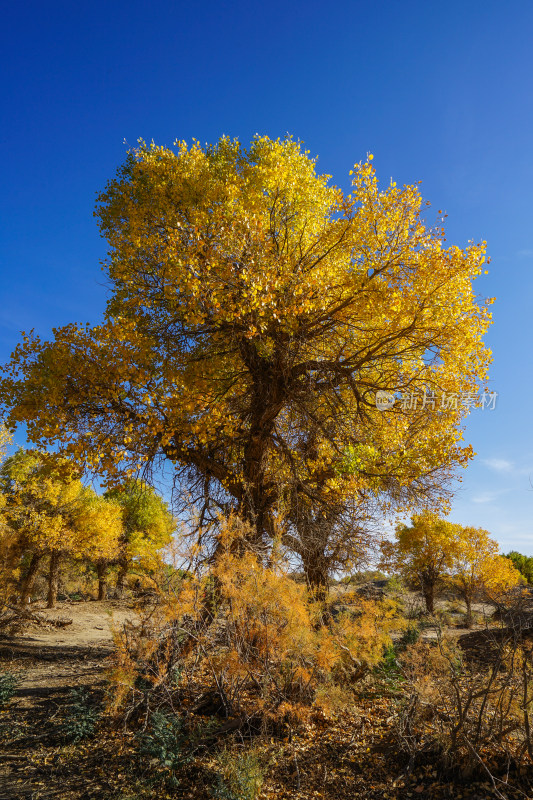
[107,516,400,731]
[393,633,533,792]
[213,746,264,800]
[312,683,354,716]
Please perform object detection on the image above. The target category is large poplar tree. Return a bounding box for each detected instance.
[0,136,492,553]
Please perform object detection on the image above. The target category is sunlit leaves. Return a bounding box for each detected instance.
[0,136,493,544]
[0,449,121,560]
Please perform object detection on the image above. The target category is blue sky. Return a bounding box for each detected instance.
[1,0,533,552]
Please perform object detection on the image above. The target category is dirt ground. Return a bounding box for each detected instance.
[0,600,136,799]
[1,600,136,697]
[0,596,529,800]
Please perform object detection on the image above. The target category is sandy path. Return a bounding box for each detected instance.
[0,601,138,798]
[0,600,137,698]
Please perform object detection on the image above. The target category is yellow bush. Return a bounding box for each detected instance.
[108,516,402,723]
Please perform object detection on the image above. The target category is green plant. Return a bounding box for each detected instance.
[0,671,18,706]
[59,687,101,742]
[397,624,420,649]
[373,644,404,692]
[138,710,208,788]
[374,626,423,692]
[445,599,464,615]
[385,575,404,593]
[213,748,264,800]
[505,550,533,584]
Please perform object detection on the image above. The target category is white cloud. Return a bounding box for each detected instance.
[518,249,533,258]
[482,457,514,473]
[471,491,500,504]
[480,458,533,477]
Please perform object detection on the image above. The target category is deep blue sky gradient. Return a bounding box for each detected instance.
[1,0,533,550]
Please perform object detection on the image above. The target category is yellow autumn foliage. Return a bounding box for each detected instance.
[1,136,493,552]
[109,516,401,720]
[0,426,19,605]
[450,526,522,619]
[384,513,522,619]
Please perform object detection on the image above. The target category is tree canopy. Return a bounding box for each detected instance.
[105,480,175,595]
[0,449,122,606]
[451,527,522,622]
[0,136,492,551]
[382,511,460,612]
[505,551,533,584]
[383,513,522,618]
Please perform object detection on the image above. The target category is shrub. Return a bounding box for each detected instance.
[378,643,402,680]
[213,748,264,800]
[392,634,533,783]
[138,711,197,788]
[342,570,387,586]
[108,517,401,728]
[434,610,454,627]
[445,600,464,615]
[400,592,426,621]
[386,575,404,593]
[59,687,101,742]
[313,682,354,715]
[373,625,421,692]
[0,671,17,706]
[397,624,420,649]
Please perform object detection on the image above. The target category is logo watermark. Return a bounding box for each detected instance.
[376,391,396,410]
[375,389,498,411]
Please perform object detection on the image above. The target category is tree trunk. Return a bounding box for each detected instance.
[116,556,128,598]
[46,551,61,609]
[303,554,329,602]
[237,339,285,546]
[422,582,435,614]
[19,552,42,606]
[96,561,108,601]
[465,595,473,628]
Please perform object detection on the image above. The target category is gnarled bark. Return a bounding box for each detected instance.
[19,552,42,606]
[46,550,61,609]
[96,560,108,601]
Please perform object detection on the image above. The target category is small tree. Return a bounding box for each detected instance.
[0,449,121,606]
[0,449,80,605]
[105,481,174,597]
[282,493,376,599]
[71,491,122,601]
[383,512,460,613]
[451,527,522,626]
[505,551,533,585]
